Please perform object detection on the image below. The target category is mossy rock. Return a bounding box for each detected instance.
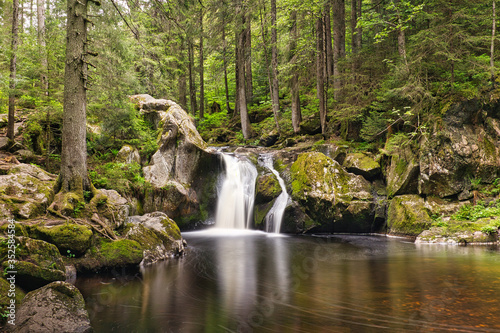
[282,201,318,233]
[255,173,282,205]
[386,195,432,236]
[343,153,381,180]
[31,222,93,257]
[386,146,419,198]
[254,200,276,229]
[73,238,143,273]
[0,237,66,291]
[290,152,374,232]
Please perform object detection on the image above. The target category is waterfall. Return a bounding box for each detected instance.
[215,153,258,229]
[260,154,290,233]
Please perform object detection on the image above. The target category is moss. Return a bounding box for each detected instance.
[32,222,93,256]
[395,158,408,176]
[160,217,182,241]
[255,173,282,204]
[482,137,497,159]
[0,278,25,324]
[387,195,432,236]
[99,239,143,265]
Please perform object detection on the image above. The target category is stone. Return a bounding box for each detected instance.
[258,130,279,147]
[14,149,35,163]
[124,212,185,265]
[290,152,374,232]
[386,145,420,197]
[343,152,381,180]
[0,136,9,150]
[31,222,93,257]
[90,189,130,228]
[0,237,66,291]
[0,163,56,220]
[14,281,92,333]
[386,195,432,236]
[116,145,141,164]
[282,201,318,233]
[255,173,282,204]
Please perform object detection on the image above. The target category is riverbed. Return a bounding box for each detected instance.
[76,231,500,332]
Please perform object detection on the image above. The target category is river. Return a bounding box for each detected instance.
[76,231,500,332]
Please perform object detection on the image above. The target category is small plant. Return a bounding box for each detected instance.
[72,202,85,218]
[66,250,75,259]
[481,225,499,235]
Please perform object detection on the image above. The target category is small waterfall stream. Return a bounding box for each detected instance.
[215,153,258,229]
[260,154,290,233]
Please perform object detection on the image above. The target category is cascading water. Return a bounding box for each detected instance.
[259,154,290,233]
[215,153,258,229]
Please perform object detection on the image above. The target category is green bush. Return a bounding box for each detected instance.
[89,162,146,196]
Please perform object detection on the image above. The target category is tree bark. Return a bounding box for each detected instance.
[199,10,205,119]
[332,0,345,100]
[245,15,253,103]
[188,41,197,115]
[58,0,91,195]
[236,0,251,139]
[37,0,48,95]
[7,0,20,141]
[492,0,496,86]
[270,0,280,134]
[316,16,326,135]
[290,10,301,134]
[324,1,333,79]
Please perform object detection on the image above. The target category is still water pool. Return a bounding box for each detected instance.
[76,230,500,332]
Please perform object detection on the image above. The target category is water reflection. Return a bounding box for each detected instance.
[76,234,500,332]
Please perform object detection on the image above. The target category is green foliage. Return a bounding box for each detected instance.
[89,162,146,197]
[452,201,500,222]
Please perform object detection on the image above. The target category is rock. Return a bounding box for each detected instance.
[255,173,282,204]
[0,114,7,127]
[30,222,93,257]
[90,189,130,229]
[419,100,500,198]
[258,130,279,147]
[386,145,420,197]
[299,116,322,135]
[14,281,92,333]
[290,152,374,232]
[0,278,25,326]
[0,163,56,220]
[386,195,432,236]
[0,136,9,150]
[73,239,143,273]
[130,94,169,111]
[124,212,185,265]
[416,220,498,245]
[343,152,381,180]
[0,237,66,291]
[131,95,220,228]
[282,201,318,233]
[116,145,141,164]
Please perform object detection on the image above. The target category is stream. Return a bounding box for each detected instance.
[76,232,500,332]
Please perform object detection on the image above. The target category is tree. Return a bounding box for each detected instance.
[270,0,280,134]
[289,10,301,134]
[332,0,345,99]
[236,0,252,139]
[7,0,20,141]
[316,14,327,135]
[492,0,496,86]
[199,7,205,119]
[53,0,100,207]
[37,0,48,95]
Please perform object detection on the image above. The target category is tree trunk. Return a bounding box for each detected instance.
[492,0,496,86]
[245,15,253,103]
[37,0,48,95]
[58,0,91,195]
[199,10,205,119]
[270,0,280,134]
[290,10,301,134]
[7,0,20,141]
[222,16,231,113]
[324,1,333,79]
[188,41,197,115]
[236,0,251,139]
[397,27,408,70]
[333,0,345,100]
[316,16,327,135]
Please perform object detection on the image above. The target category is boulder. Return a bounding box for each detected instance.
[0,163,56,220]
[0,237,66,291]
[130,95,220,228]
[73,238,143,273]
[290,152,374,232]
[385,145,420,197]
[386,195,432,236]
[419,100,500,198]
[14,281,92,333]
[258,130,279,147]
[124,212,185,265]
[116,145,141,164]
[0,136,9,150]
[30,222,93,257]
[342,152,381,180]
[255,173,282,204]
[89,189,130,229]
[0,278,25,326]
[282,201,318,233]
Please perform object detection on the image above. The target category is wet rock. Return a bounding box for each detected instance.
[0,163,56,220]
[290,152,374,232]
[125,212,185,265]
[255,173,282,204]
[14,281,92,333]
[282,201,318,233]
[386,195,432,236]
[343,152,381,180]
[385,145,420,197]
[30,222,93,257]
[0,237,66,291]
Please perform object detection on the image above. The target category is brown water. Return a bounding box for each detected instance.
[76,231,500,332]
